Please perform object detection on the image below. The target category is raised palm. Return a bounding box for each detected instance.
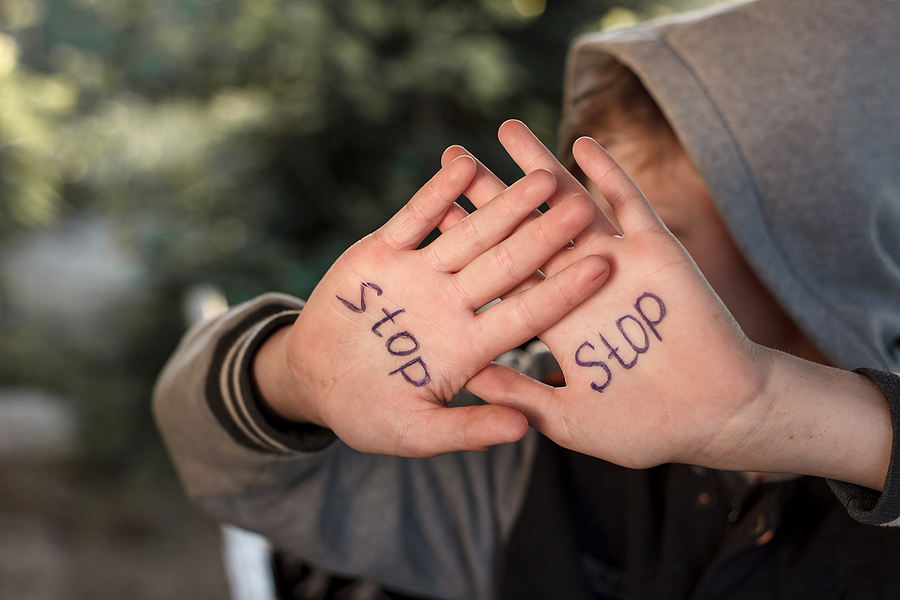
[446,121,770,470]
[281,155,609,457]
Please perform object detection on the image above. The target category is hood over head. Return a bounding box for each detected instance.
[563,0,900,371]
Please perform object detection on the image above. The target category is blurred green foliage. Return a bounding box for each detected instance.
[0,0,721,472]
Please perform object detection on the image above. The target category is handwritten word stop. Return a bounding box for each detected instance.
[574,292,666,393]
[336,282,431,388]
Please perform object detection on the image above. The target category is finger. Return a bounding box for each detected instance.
[572,136,666,235]
[441,145,509,210]
[473,253,610,356]
[457,194,597,309]
[464,363,558,434]
[474,272,547,313]
[496,271,545,300]
[497,119,620,238]
[426,169,557,274]
[441,145,550,296]
[391,404,529,457]
[436,202,470,233]
[379,155,477,250]
[441,145,545,237]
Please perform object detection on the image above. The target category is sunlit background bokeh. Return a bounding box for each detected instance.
[0,0,724,597]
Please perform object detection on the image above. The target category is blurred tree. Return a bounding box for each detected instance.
[0,36,74,237]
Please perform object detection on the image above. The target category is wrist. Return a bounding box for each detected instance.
[252,324,325,427]
[689,341,777,471]
[705,348,892,491]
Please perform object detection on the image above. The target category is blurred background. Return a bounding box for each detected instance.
[0,0,722,597]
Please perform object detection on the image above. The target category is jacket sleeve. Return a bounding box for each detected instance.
[827,368,900,527]
[152,292,539,600]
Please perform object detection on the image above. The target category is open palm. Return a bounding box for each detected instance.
[446,122,771,470]
[279,154,609,457]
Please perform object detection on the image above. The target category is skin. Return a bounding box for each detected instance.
[255,120,891,490]
[452,121,890,490]
[253,154,609,457]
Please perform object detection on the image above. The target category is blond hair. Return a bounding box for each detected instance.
[558,56,679,182]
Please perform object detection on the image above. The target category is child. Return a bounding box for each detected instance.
[155,0,900,597]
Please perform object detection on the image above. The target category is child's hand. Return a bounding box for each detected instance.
[254,155,609,457]
[447,122,772,471]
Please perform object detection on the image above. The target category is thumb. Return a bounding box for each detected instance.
[392,404,529,457]
[465,363,559,433]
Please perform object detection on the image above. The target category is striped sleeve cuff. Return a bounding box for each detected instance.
[205,299,337,454]
[828,368,900,526]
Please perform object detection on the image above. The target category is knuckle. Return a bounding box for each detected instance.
[460,214,488,254]
[470,316,495,356]
[495,243,520,279]
[450,273,475,309]
[393,412,417,456]
[515,297,543,334]
[424,243,451,274]
[549,271,577,307]
[407,193,432,224]
[459,406,481,450]
[530,218,556,251]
